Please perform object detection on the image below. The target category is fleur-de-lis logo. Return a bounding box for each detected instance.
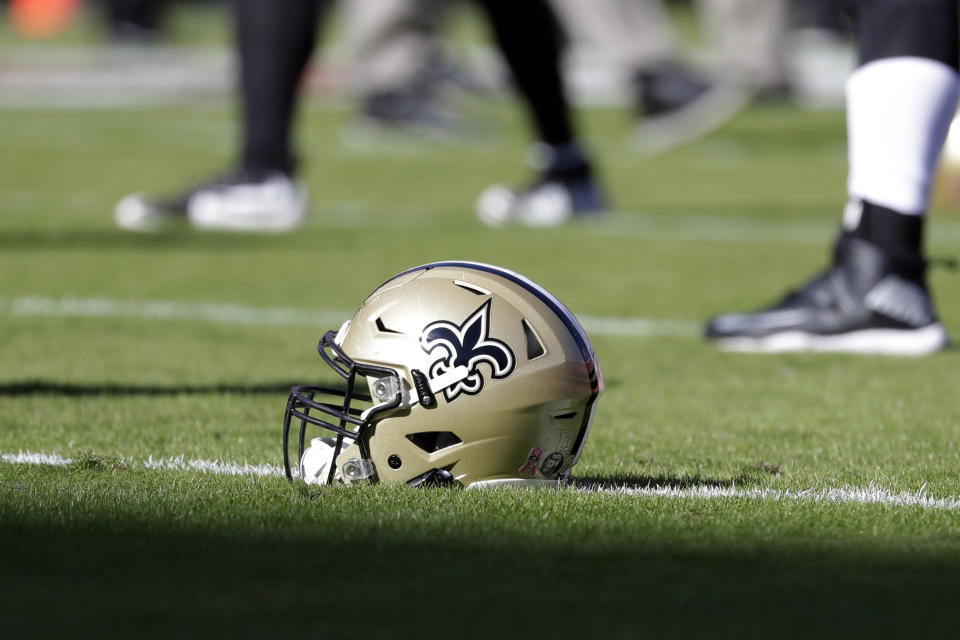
[420,300,516,402]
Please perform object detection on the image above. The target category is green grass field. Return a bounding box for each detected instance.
[3,41,960,637]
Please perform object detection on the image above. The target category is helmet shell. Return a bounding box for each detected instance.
[337,262,603,488]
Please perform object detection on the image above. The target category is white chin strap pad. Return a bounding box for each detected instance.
[300,438,341,485]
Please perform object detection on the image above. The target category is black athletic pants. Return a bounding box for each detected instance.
[234,0,576,173]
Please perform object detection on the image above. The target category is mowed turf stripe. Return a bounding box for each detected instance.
[0,295,699,338]
[5,450,959,510]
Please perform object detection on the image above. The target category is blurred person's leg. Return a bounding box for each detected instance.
[115,0,603,231]
[341,0,454,133]
[550,0,749,152]
[472,0,607,227]
[788,0,855,108]
[235,0,324,177]
[342,0,443,94]
[115,0,330,232]
[698,0,791,98]
[550,0,677,71]
[705,0,959,355]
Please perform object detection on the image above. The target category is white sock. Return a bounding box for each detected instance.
[846,57,960,215]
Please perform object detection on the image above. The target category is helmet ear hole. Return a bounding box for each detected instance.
[522,319,545,360]
[405,431,463,453]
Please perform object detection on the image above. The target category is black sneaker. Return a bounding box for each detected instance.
[705,234,950,355]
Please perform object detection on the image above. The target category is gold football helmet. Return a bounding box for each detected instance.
[282,262,603,488]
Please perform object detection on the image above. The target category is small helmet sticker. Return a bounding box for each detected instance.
[539,451,565,477]
[519,446,543,475]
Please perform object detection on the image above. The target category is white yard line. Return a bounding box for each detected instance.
[3,449,958,510]
[1,450,284,478]
[591,482,960,511]
[578,314,699,338]
[0,295,353,329]
[0,295,700,338]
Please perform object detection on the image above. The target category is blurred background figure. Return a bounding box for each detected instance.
[784,0,855,109]
[113,0,607,232]
[334,0,793,155]
[698,0,790,99]
[5,0,869,231]
[550,0,752,153]
[337,0,755,153]
[339,0,469,139]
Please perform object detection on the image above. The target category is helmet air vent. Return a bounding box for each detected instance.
[553,412,578,420]
[375,317,405,335]
[453,280,491,296]
[406,431,463,453]
[521,319,545,360]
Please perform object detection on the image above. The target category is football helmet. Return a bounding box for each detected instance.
[282,261,604,489]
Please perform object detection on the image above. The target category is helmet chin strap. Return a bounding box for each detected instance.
[406,468,456,487]
[345,366,471,486]
[408,365,469,408]
[359,365,471,421]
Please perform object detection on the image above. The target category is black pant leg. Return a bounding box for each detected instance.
[234,0,332,173]
[473,0,576,146]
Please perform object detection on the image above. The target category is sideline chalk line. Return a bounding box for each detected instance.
[3,450,958,510]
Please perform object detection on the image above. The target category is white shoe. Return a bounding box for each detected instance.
[114,169,308,233]
[114,192,181,232]
[187,172,307,233]
[476,177,606,228]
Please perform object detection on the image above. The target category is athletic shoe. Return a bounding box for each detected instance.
[476,172,606,228]
[477,144,607,228]
[188,171,307,232]
[704,234,950,356]
[114,168,307,233]
[632,63,748,154]
[114,190,187,233]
